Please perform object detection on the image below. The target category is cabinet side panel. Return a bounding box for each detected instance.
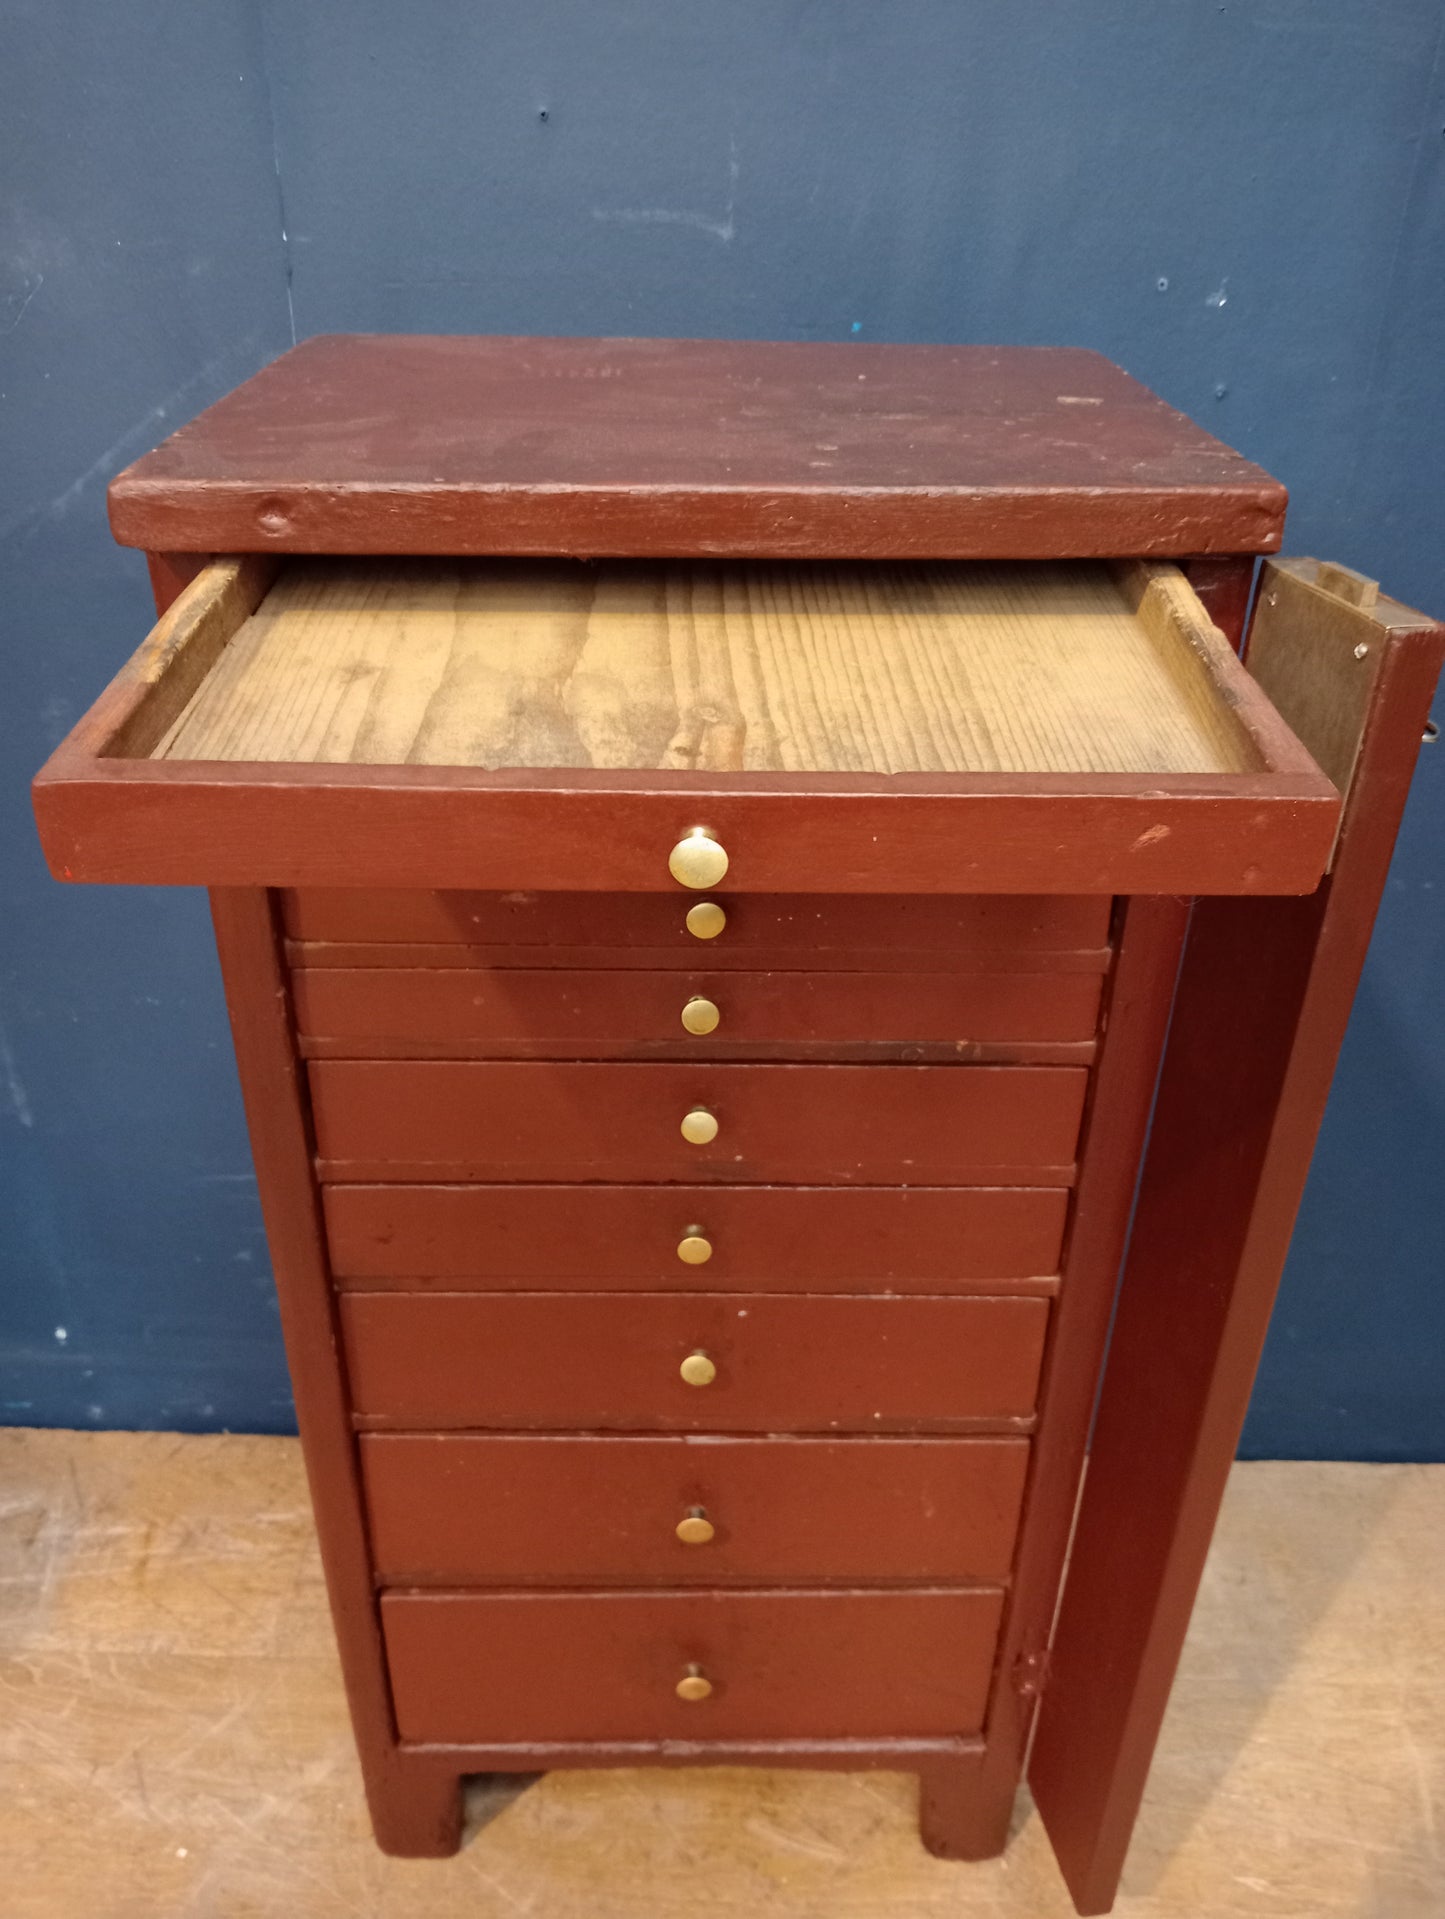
[1030,614,1444,1914]
[962,895,1189,1856]
[207,887,458,1855]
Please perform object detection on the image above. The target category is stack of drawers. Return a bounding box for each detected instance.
[282,881,1113,1748]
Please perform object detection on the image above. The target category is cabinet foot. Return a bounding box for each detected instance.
[365,1758,464,1857]
[918,1765,1014,1862]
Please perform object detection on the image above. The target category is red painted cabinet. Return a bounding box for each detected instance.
[32,337,1442,1913]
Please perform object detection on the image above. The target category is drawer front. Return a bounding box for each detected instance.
[291,964,1102,1059]
[341,1292,1049,1430]
[283,887,1114,964]
[362,1433,1030,1585]
[324,1183,1069,1289]
[382,1587,1005,1742]
[310,1060,1088,1183]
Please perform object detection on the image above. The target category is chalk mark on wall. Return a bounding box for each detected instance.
[593,137,739,245]
[0,1010,34,1129]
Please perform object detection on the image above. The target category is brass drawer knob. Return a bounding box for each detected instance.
[676,1663,713,1703]
[679,1350,717,1387]
[676,1507,715,1546]
[676,1230,713,1265]
[680,1106,718,1146]
[669,828,729,890]
[685,901,726,940]
[681,996,720,1036]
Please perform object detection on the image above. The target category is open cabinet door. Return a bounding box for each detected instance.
[1028,560,1443,1915]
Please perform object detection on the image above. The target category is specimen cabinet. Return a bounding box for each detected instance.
[33,336,1443,1913]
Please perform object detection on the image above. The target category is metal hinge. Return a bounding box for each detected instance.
[1012,1649,1052,1699]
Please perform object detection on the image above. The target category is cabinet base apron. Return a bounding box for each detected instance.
[349,1744,998,1863]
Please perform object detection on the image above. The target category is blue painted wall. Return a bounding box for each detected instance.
[3,2,1442,1453]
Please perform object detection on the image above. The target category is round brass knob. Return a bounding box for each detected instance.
[679,1350,717,1387]
[669,829,729,890]
[685,901,727,940]
[681,996,720,1036]
[676,1230,712,1265]
[676,1507,715,1546]
[676,1664,713,1703]
[680,1106,718,1146]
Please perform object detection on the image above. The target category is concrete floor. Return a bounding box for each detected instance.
[0,1430,1439,1918]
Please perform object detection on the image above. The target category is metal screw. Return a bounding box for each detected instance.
[1353,642,1370,660]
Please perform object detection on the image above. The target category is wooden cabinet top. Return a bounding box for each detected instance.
[108,335,1286,561]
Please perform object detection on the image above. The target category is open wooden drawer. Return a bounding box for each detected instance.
[33,555,1340,893]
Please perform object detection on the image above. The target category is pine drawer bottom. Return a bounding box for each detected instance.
[381,1587,1006,1743]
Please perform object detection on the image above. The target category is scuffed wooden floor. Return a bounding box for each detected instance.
[0,1432,1440,1918]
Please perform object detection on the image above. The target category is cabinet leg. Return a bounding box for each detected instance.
[364,1755,464,1857]
[918,1764,1014,1862]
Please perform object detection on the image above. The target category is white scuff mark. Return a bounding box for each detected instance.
[2,271,42,334]
[594,135,739,244]
[0,338,261,547]
[595,204,734,242]
[1400,1716,1437,1842]
[1207,278,1229,308]
[0,1013,34,1128]
[465,1868,538,1916]
[741,1814,849,1864]
[257,25,297,346]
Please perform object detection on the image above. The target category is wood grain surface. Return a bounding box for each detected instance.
[6,1432,1442,1919]
[35,552,1340,896]
[308,1059,1088,1185]
[360,1433,1030,1584]
[322,1183,1069,1290]
[106,556,276,759]
[155,558,1258,776]
[339,1292,1048,1430]
[106,335,1288,559]
[380,1587,1007,1744]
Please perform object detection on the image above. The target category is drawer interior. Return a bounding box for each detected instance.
[37,552,1341,893]
[148,556,1260,776]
